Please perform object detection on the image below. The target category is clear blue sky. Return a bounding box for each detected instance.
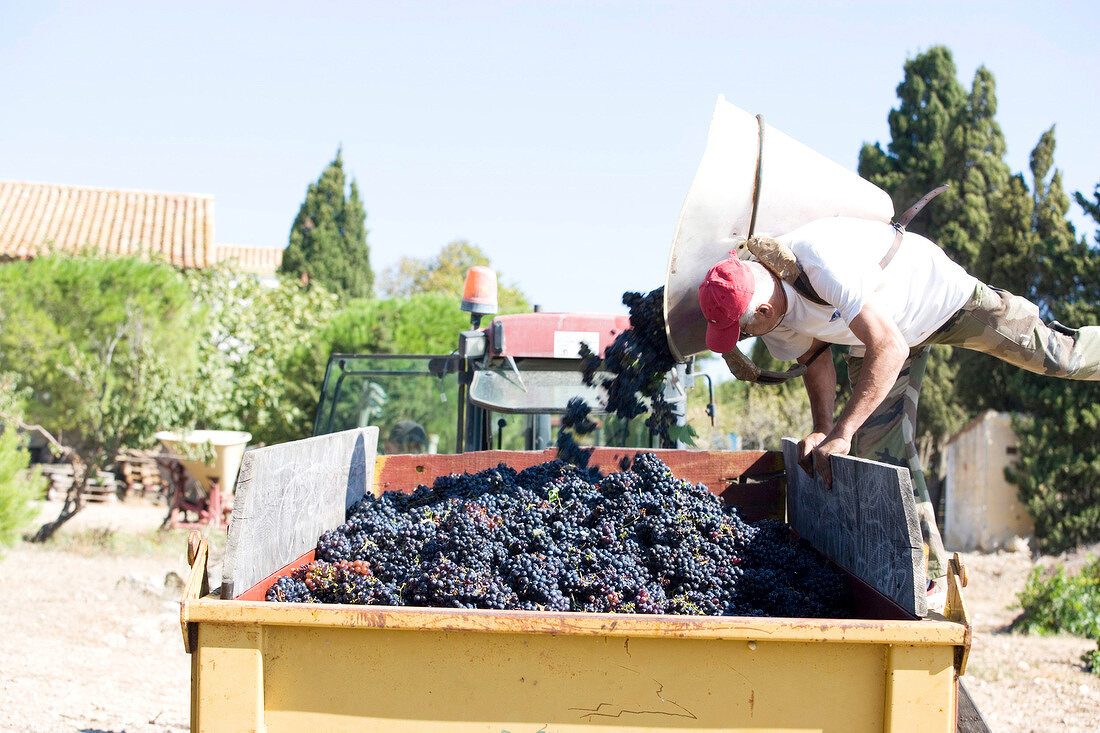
[2,1,1096,315]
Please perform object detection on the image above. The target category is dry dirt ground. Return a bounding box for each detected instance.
[1,499,1098,732]
[0,499,210,733]
[959,544,1100,732]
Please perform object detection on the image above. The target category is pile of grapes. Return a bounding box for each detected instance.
[267,452,851,618]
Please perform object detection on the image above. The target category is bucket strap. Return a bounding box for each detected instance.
[880,184,949,268]
[746,115,765,239]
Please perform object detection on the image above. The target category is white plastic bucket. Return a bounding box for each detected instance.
[154,429,251,495]
[663,96,895,362]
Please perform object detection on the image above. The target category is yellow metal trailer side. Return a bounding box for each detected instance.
[182,539,971,732]
[183,444,971,732]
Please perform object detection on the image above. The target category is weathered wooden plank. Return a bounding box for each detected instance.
[782,438,926,616]
[221,428,377,599]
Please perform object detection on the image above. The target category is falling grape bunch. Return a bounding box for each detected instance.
[556,286,688,467]
[576,287,687,447]
[267,452,852,618]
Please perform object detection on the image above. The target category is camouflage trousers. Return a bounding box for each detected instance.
[846,282,1100,580]
[921,282,1100,379]
[845,349,945,580]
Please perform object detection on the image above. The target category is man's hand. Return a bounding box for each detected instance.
[797,431,827,476]
[810,435,851,488]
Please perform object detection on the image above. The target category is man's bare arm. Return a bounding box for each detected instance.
[795,339,836,475]
[830,302,908,443]
[811,301,908,485]
[799,339,835,434]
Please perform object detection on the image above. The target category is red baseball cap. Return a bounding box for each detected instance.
[698,256,754,354]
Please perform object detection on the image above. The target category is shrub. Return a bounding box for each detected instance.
[1014,557,1100,674]
[0,424,46,550]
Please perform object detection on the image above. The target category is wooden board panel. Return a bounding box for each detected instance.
[221,428,377,599]
[782,438,926,616]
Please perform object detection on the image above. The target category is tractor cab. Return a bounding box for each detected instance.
[312,268,699,454]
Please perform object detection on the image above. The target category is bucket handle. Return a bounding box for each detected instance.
[746,114,765,239]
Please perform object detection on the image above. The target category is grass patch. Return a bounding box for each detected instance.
[46,526,227,559]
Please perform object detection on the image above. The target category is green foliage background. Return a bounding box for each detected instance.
[0,253,199,467]
[688,341,813,451]
[183,267,340,446]
[378,240,532,313]
[284,241,535,447]
[0,233,526,466]
[1014,557,1100,674]
[281,291,472,444]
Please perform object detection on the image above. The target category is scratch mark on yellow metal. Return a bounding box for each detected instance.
[749,690,755,717]
[570,680,697,721]
[623,637,631,657]
[724,663,752,689]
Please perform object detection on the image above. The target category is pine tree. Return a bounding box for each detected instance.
[280,149,373,298]
[1005,156,1100,552]
[856,47,1018,469]
[861,47,1100,550]
[858,47,969,261]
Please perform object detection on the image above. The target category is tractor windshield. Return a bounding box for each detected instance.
[313,353,685,454]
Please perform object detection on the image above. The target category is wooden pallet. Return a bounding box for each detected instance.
[82,483,118,503]
[39,463,75,501]
[115,448,165,497]
[37,463,119,502]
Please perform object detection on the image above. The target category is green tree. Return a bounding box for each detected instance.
[281,291,474,442]
[378,240,531,313]
[184,267,340,446]
[857,46,1028,498]
[1006,171,1100,552]
[0,423,45,552]
[0,254,199,536]
[861,47,1100,550]
[280,148,373,298]
[0,377,47,552]
[858,46,970,261]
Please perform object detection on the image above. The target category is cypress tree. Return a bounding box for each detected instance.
[280,149,373,298]
[1005,147,1100,552]
[858,47,968,256]
[862,47,1100,550]
[856,47,1006,467]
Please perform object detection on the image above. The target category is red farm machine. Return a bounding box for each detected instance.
[311,267,710,455]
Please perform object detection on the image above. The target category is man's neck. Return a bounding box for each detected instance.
[772,273,789,318]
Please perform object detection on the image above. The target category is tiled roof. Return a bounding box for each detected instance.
[0,181,215,268]
[214,243,284,276]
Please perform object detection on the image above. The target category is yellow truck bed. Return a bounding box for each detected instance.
[181,435,972,732]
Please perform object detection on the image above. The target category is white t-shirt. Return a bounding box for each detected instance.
[759,217,978,361]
